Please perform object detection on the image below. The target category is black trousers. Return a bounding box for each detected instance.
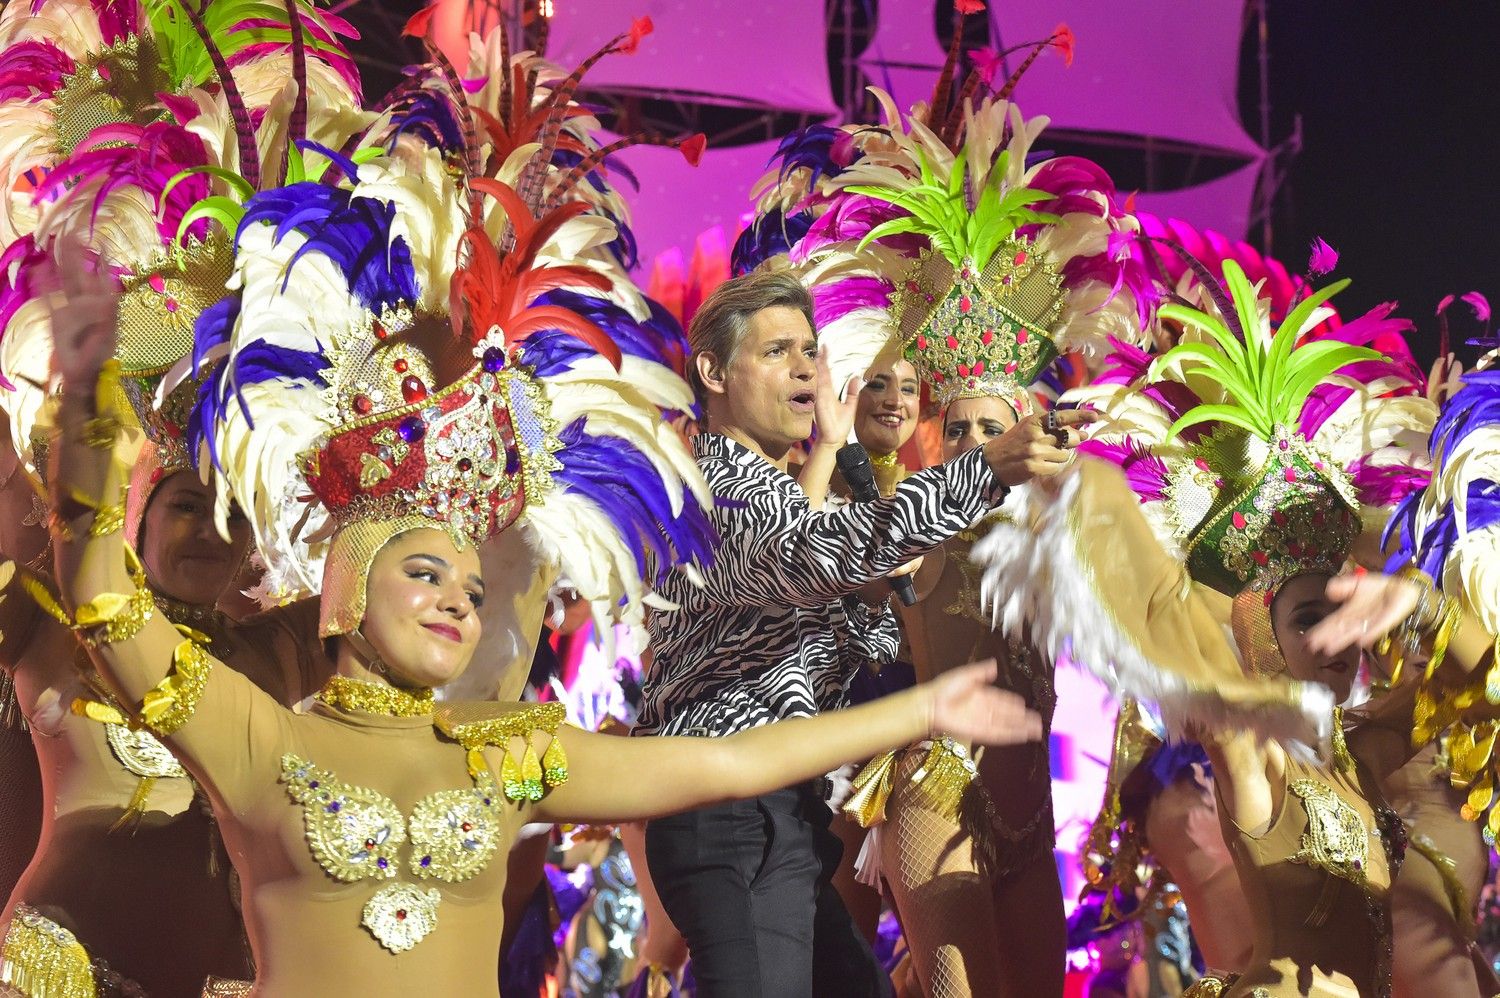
[644,783,892,998]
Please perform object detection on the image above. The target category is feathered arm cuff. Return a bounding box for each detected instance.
[973,457,1332,748]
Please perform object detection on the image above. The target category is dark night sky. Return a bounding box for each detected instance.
[1259,1,1500,365]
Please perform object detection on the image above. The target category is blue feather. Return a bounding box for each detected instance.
[731,209,814,277]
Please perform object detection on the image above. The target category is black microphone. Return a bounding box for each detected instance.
[835,442,918,607]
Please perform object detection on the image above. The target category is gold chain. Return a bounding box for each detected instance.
[316,675,435,718]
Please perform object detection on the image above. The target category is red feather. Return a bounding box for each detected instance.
[402,4,438,37]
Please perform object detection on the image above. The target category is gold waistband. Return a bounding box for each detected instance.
[1,906,95,998]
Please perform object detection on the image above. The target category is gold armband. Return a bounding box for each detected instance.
[86,502,125,537]
[77,415,121,450]
[19,544,154,647]
[0,905,95,998]
[137,636,213,736]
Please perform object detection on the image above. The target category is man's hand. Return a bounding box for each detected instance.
[812,345,862,448]
[982,408,1097,487]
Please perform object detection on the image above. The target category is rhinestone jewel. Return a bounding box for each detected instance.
[361,883,441,953]
[401,376,428,404]
[481,346,506,373]
[397,414,426,444]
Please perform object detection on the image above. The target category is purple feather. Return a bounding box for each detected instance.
[553,419,718,581]
[1078,436,1169,502]
[730,208,812,276]
[1093,336,1152,386]
[1433,371,1500,471]
[237,182,418,314]
[810,276,893,328]
[0,39,74,102]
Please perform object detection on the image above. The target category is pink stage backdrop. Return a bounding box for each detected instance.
[1134,160,1263,247]
[545,0,838,114]
[859,0,1259,156]
[607,137,775,270]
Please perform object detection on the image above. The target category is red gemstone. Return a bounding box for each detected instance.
[972,360,986,376]
[457,458,472,472]
[1016,330,1028,344]
[1014,250,1028,265]
[461,821,473,832]
[1231,511,1247,529]
[374,322,388,340]
[394,358,409,374]
[981,329,994,345]
[946,335,960,351]
[957,363,970,378]
[352,394,373,415]
[1251,550,1269,565]
[1283,467,1297,482]
[1004,361,1018,374]
[959,296,972,314]
[916,334,928,350]
[395,909,407,921]
[401,375,428,404]
[364,838,376,849]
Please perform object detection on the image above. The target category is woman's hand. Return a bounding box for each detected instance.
[1304,570,1422,655]
[923,659,1044,745]
[45,235,120,391]
[812,344,862,448]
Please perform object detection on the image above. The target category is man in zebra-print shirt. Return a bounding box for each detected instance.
[637,271,1090,997]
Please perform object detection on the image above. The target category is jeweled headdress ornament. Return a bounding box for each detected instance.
[193,138,713,645]
[1078,261,1435,673]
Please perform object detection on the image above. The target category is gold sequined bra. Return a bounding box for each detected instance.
[281,699,570,953]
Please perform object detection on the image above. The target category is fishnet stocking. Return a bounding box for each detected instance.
[879,752,1002,998]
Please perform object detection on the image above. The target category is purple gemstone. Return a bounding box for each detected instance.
[482,346,505,373]
[326,801,342,813]
[377,857,388,869]
[483,798,491,806]
[505,447,520,474]
[420,855,432,867]
[398,415,426,444]
[308,780,319,789]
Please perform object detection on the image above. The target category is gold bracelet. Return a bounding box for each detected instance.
[86,502,125,537]
[71,544,154,647]
[77,414,121,450]
[139,636,214,736]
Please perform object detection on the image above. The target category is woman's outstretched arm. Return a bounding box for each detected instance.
[43,236,277,802]
[527,659,1042,825]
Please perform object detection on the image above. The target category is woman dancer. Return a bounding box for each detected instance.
[976,261,1500,997]
[32,111,1047,994]
[0,5,364,990]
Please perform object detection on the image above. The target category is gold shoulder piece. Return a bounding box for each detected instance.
[434,701,569,802]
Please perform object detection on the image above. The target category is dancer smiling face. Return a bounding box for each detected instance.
[342,527,484,689]
[854,358,919,457]
[137,471,254,607]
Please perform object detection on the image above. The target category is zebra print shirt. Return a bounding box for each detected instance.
[635,433,1002,737]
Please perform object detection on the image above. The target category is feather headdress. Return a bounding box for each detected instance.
[0,0,361,244]
[193,143,713,674]
[0,0,366,485]
[970,263,1433,745]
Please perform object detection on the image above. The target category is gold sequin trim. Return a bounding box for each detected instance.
[316,675,434,718]
[282,755,406,883]
[139,638,214,736]
[1,905,95,998]
[437,701,570,802]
